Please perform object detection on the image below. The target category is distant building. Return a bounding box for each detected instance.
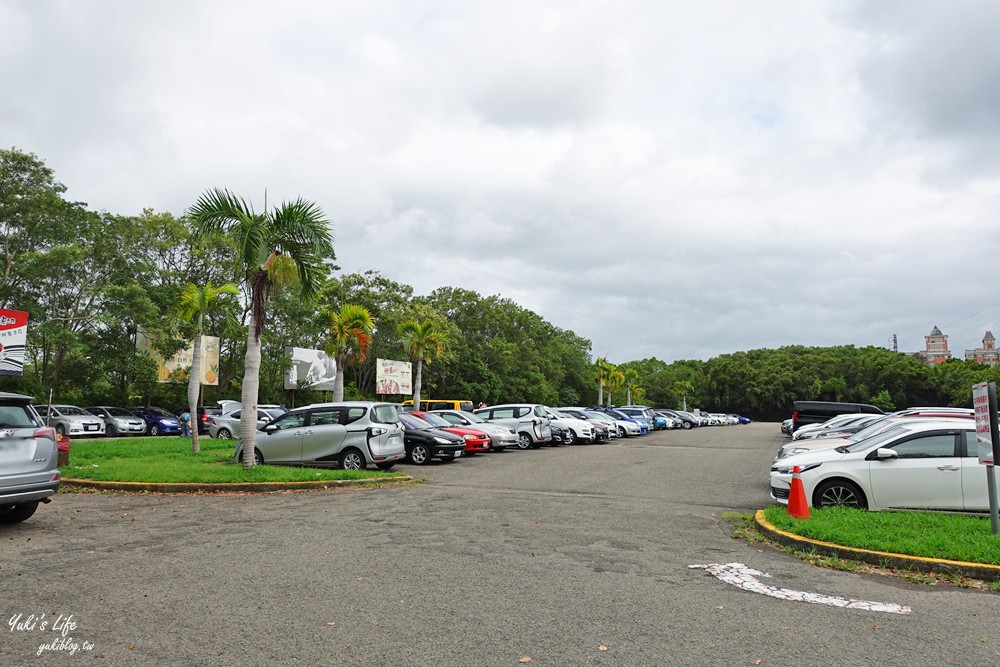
[965,331,999,366]
[920,325,952,366]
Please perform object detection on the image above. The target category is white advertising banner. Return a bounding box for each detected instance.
[376,358,412,395]
[136,331,220,385]
[285,347,337,391]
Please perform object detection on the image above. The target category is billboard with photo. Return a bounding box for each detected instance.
[0,308,29,377]
[376,358,412,395]
[136,331,221,385]
[285,347,338,391]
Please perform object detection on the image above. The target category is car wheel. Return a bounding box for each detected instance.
[55,424,66,437]
[409,444,430,465]
[339,448,366,470]
[682,421,691,430]
[813,479,868,510]
[217,428,232,440]
[563,430,576,445]
[149,425,160,436]
[0,502,39,524]
[375,462,395,471]
[254,449,264,466]
[517,433,532,450]
[106,424,118,437]
[617,426,626,438]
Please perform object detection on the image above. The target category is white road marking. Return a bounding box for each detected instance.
[689,562,911,615]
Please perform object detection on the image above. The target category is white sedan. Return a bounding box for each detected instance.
[770,418,992,512]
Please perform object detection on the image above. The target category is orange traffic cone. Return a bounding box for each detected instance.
[787,465,810,519]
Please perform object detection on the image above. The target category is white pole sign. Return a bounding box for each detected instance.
[973,381,995,465]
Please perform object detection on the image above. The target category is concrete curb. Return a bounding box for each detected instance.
[60,476,414,494]
[754,509,1000,582]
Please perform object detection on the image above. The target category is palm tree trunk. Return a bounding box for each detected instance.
[241,315,261,468]
[598,378,604,406]
[333,351,346,402]
[412,359,423,406]
[189,332,202,453]
[626,387,631,405]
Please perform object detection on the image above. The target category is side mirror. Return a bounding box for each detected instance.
[264,424,277,433]
[874,447,898,460]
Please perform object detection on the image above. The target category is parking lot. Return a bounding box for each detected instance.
[3,424,999,666]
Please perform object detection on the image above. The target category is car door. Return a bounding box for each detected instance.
[299,407,347,463]
[259,411,308,463]
[960,431,991,511]
[867,431,964,510]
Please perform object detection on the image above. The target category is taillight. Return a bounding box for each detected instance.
[34,427,56,440]
[792,411,799,427]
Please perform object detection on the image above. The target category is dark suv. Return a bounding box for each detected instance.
[0,392,60,524]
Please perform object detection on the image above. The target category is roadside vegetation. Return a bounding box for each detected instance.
[762,506,1000,566]
[61,437,401,484]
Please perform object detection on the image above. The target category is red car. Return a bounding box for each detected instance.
[411,411,491,454]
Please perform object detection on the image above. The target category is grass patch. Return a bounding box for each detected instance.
[61,437,402,484]
[763,505,1000,565]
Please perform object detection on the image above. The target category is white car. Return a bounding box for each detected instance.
[770,418,990,511]
[792,413,874,440]
[542,408,594,444]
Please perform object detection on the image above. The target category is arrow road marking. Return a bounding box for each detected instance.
[689,562,911,615]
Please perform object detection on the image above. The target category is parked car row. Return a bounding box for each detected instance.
[770,406,993,512]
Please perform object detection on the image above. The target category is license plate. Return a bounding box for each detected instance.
[85,425,98,431]
[453,450,462,458]
[388,435,401,445]
[0,440,31,461]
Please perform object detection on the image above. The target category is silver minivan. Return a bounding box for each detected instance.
[474,404,553,449]
[235,401,405,470]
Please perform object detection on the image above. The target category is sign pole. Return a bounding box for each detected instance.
[988,383,1000,535]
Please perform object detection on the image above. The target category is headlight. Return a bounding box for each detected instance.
[463,434,476,441]
[433,436,452,444]
[774,462,822,474]
[115,419,128,427]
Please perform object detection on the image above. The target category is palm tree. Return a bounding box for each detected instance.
[595,357,615,406]
[674,380,695,412]
[188,188,333,468]
[606,367,625,406]
[174,280,239,453]
[399,318,447,406]
[325,304,374,401]
[623,368,641,405]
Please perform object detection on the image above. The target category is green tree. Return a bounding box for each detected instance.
[325,304,374,402]
[623,368,641,405]
[188,188,333,468]
[674,380,695,411]
[399,318,447,406]
[174,280,239,453]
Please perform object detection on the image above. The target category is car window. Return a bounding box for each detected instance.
[372,405,400,424]
[309,409,342,426]
[418,413,451,428]
[0,404,37,427]
[344,407,366,424]
[427,402,450,411]
[962,431,992,458]
[889,433,958,458]
[845,423,910,452]
[438,413,462,425]
[230,411,242,419]
[400,413,430,430]
[271,412,307,430]
[534,406,547,418]
[492,407,514,419]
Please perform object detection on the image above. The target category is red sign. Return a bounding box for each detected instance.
[973,382,995,465]
[0,308,29,377]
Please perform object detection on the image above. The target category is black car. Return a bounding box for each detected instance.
[549,423,568,445]
[655,409,698,429]
[398,413,465,465]
[172,406,223,435]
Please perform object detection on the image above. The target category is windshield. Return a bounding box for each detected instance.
[456,410,486,423]
[845,416,896,443]
[105,408,134,417]
[586,411,613,422]
[843,423,910,453]
[57,406,92,416]
[148,407,173,417]
[417,413,451,428]
[399,413,430,430]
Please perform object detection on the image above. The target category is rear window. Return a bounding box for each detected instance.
[459,401,474,412]
[373,405,400,424]
[491,408,515,419]
[0,404,37,428]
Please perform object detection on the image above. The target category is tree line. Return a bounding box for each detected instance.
[1,147,991,431]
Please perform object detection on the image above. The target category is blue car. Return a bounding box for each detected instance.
[727,413,752,425]
[594,407,649,434]
[128,406,182,436]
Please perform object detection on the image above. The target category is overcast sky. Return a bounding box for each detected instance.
[4,1,1000,363]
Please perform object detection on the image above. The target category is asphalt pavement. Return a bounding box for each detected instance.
[2,423,998,666]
